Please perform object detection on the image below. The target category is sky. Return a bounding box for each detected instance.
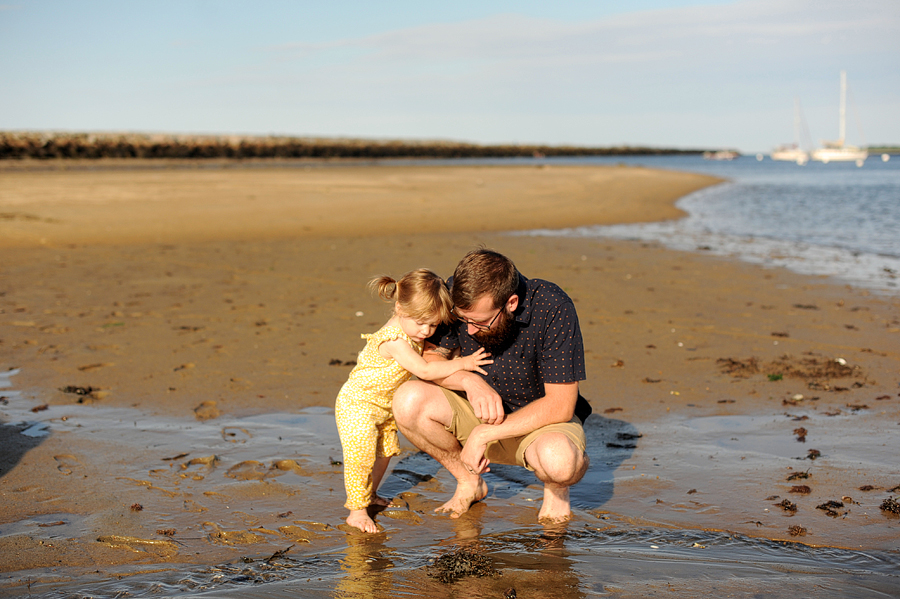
[1,0,898,153]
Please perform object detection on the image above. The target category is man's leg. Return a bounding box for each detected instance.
[524,432,589,522]
[392,380,487,517]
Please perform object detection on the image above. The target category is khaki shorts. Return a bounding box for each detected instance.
[441,388,587,471]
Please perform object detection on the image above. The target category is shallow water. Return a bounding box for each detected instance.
[22,525,900,598]
[495,154,900,294]
[1,369,898,598]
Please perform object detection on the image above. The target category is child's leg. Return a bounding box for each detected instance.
[369,416,401,506]
[370,456,392,506]
[335,398,381,533]
[344,450,382,533]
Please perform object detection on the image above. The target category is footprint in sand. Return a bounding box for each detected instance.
[182,498,208,513]
[53,454,81,475]
[225,460,271,481]
[202,522,267,546]
[179,455,219,479]
[270,458,313,476]
[380,509,424,525]
[96,535,178,558]
[277,525,318,543]
[193,400,221,420]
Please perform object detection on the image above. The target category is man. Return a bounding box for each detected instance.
[392,248,591,522]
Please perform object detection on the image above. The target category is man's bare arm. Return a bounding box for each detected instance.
[421,342,505,424]
[422,343,454,362]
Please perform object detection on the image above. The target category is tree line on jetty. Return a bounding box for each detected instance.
[0,132,704,161]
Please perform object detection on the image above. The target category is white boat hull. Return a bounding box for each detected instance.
[771,148,809,165]
[811,147,868,165]
[812,72,868,167]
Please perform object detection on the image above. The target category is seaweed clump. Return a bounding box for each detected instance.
[777,499,798,513]
[880,496,900,516]
[426,548,498,584]
[788,525,807,537]
[816,500,845,518]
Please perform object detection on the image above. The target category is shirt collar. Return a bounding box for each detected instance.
[513,274,533,324]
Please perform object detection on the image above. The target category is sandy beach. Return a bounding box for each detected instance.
[1,162,898,595]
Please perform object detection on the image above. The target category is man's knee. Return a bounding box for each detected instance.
[529,433,588,485]
[391,381,422,426]
[393,380,448,428]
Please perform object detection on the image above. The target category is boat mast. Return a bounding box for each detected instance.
[839,70,847,146]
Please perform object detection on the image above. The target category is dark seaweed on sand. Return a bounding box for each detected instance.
[426,548,498,584]
[788,525,807,537]
[777,499,798,513]
[880,497,900,515]
[59,385,97,395]
[817,500,845,518]
[608,431,641,449]
[716,354,861,384]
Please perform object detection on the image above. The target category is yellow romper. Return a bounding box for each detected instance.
[334,324,422,510]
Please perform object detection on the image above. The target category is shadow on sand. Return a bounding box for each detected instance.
[0,418,46,480]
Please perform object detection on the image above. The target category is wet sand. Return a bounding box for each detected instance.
[1,162,899,594]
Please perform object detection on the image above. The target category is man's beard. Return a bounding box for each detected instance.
[472,309,517,354]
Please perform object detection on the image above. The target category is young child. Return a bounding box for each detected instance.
[335,268,491,533]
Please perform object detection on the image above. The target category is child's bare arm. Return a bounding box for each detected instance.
[382,339,492,380]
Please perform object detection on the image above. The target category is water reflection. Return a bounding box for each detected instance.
[334,532,395,599]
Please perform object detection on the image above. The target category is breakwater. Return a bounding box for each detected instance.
[0,131,704,161]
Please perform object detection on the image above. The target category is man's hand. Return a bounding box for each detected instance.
[460,424,492,474]
[463,375,505,425]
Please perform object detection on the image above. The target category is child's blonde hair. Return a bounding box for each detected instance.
[369,268,453,324]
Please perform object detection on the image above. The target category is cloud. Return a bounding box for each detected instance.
[271,0,897,71]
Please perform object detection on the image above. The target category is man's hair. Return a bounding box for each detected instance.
[451,248,519,310]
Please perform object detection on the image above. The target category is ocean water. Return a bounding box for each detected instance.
[519,154,900,295]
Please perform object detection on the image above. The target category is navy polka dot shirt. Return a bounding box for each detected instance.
[431,274,592,423]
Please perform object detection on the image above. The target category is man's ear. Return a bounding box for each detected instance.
[506,294,519,313]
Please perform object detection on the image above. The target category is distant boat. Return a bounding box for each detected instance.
[771,144,809,165]
[811,71,868,167]
[771,98,810,165]
[703,150,739,161]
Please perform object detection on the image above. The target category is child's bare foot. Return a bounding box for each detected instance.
[346,509,379,533]
[435,477,488,518]
[371,495,393,507]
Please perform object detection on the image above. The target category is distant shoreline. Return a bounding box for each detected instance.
[0,164,722,248]
[1,131,710,162]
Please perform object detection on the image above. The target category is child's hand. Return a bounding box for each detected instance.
[461,347,493,375]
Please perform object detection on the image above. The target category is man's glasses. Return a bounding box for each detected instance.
[454,307,503,331]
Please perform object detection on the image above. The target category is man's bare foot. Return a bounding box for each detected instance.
[435,477,488,518]
[346,509,379,533]
[537,483,572,523]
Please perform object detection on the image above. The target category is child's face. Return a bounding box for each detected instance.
[396,309,440,343]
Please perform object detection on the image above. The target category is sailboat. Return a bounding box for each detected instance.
[811,71,867,166]
[771,97,811,165]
